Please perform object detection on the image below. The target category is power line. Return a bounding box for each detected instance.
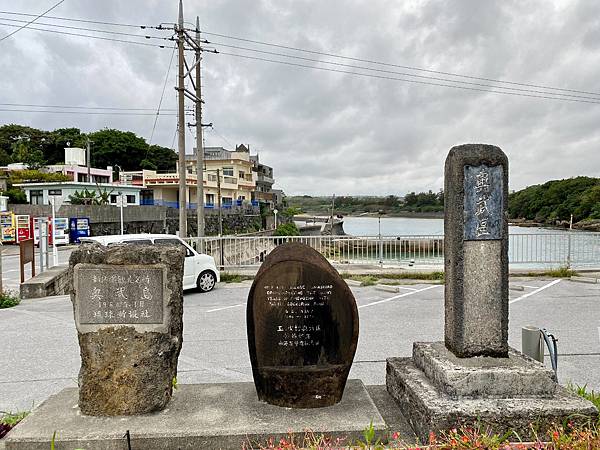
[209,51,600,105]
[0,102,176,111]
[209,41,600,102]
[0,0,65,43]
[0,21,169,48]
[0,10,152,29]
[0,16,172,41]
[200,29,600,99]
[149,45,177,145]
[0,108,187,116]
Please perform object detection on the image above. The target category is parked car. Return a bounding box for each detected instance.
[79,234,219,292]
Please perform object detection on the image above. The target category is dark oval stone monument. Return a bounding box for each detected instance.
[247,242,359,408]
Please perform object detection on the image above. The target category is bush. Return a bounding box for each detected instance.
[0,410,29,439]
[0,291,20,308]
[274,223,299,236]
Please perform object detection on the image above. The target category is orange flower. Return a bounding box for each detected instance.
[462,435,470,443]
[552,430,560,441]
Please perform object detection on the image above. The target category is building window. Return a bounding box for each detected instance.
[205,193,214,204]
[30,190,43,205]
[110,194,118,204]
[222,167,234,177]
[126,195,136,204]
[239,171,245,179]
[222,197,232,205]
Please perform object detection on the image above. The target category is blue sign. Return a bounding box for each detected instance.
[463,164,503,240]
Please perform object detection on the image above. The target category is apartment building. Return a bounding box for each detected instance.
[121,145,260,209]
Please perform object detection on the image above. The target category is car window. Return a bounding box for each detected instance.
[154,238,194,257]
[121,240,153,245]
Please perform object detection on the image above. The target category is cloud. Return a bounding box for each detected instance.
[1,0,599,196]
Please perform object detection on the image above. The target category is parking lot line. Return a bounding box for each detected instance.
[509,279,561,305]
[206,303,245,313]
[358,285,441,310]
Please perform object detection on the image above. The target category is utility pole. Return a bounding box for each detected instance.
[86,138,91,182]
[217,168,222,236]
[176,0,187,237]
[195,15,205,244]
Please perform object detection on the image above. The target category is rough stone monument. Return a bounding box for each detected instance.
[69,243,185,415]
[386,144,598,442]
[247,242,359,408]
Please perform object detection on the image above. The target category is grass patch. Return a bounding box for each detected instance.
[0,291,20,309]
[0,410,29,439]
[220,273,255,283]
[342,272,445,283]
[519,267,577,278]
[568,383,600,411]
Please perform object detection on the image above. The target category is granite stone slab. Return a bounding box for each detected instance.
[4,380,387,450]
[386,357,598,444]
[412,342,557,399]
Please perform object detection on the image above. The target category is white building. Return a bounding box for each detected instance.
[14,182,142,208]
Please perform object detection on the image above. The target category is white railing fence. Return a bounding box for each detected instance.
[185,233,600,269]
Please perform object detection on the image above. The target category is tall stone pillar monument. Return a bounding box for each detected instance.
[386,144,598,443]
[444,144,508,357]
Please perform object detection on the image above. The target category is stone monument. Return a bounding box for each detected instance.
[247,242,359,408]
[386,144,598,442]
[69,243,185,416]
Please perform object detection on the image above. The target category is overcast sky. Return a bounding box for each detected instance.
[1,0,599,196]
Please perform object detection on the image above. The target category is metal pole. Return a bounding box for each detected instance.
[195,15,205,247]
[0,243,3,293]
[217,168,224,268]
[274,209,278,229]
[378,212,383,266]
[86,139,91,182]
[51,197,58,267]
[119,192,124,235]
[177,0,187,238]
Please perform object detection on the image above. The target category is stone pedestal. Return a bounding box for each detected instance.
[387,343,598,443]
[69,243,185,416]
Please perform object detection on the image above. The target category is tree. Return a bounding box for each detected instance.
[69,189,98,205]
[87,129,148,171]
[145,145,177,171]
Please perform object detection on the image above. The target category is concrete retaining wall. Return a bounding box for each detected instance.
[20,264,70,299]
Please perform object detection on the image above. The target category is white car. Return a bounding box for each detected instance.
[79,234,220,292]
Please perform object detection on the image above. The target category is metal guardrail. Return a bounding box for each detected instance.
[186,233,600,269]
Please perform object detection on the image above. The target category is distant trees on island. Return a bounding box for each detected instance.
[292,176,600,225]
[509,176,600,224]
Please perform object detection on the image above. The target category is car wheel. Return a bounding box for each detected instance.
[197,270,216,293]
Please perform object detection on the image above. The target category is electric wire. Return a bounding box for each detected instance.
[0,0,65,43]
[0,102,176,111]
[0,21,168,48]
[149,45,177,145]
[209,41,600,102]
[0,16,172,41]
[0,10,152,29]
[199,29,600,99]
[208,51,600,105]
[0,108,181,116]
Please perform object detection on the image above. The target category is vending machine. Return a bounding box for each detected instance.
[33,217,53,246]
[52,218,70,245]
[69,217,90,243]
[15,214,31,243]
[0,212,15,244]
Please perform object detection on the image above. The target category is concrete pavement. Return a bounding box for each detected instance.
[1,277,599,413]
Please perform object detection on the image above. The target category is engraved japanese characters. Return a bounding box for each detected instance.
[247,242,359,408]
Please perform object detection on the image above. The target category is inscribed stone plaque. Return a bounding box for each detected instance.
[247,242,359,408]
[76,266,164,325]
[463,164,504,241]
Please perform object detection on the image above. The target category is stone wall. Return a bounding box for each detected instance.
[9,204,167,236]
[20,265,70,299]
[166,209,262,236]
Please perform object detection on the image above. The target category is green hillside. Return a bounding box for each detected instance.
[508,176,600,223]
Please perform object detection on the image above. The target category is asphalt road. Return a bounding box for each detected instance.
[0,245,73,293]
[1,277,599,413]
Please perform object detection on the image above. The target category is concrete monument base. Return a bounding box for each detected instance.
[4,380,387,450]
[387,343,599,443]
